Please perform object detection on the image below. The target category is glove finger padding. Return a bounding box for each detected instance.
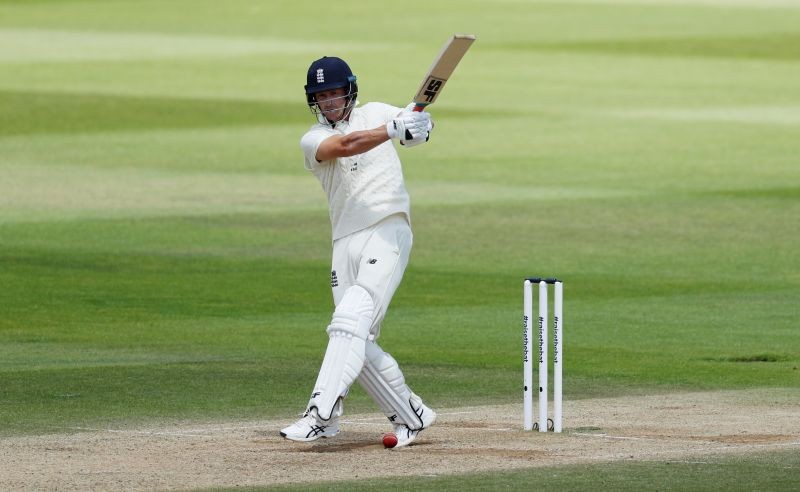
[400,134,428,147]
[386,116,419,139]
[400,120,433,147]
[387,111,431,140]
[402,112,431,140]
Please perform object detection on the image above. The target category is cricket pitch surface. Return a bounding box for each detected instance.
[2,388,799,490]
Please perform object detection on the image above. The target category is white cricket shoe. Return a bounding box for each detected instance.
[280,409,340,442]
[393,398,437,448]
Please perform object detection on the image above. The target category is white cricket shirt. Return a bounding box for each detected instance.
[301,102,411,241]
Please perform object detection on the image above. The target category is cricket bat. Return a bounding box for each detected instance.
[411,34,476,112]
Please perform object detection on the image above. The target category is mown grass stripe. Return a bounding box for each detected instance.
[0,90,309,137]
[0,28,383,63]
[493,33,800,61]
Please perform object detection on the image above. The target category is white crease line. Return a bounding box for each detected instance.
[706,441,800,451]
[339,421,387,427]
[341,421,514,432]
[63,426,800,447]
[70,427,215,437]
[66,425,267,437]
[342,410,480,423]
[572,440,800,466]
[573,433,656,441]
[572,433,800,449]
[61,411,487,435]
[437,411,482,415]
[611,440,800,460]
[120,430,216,437]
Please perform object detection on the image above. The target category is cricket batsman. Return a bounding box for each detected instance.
[280,56,436,447]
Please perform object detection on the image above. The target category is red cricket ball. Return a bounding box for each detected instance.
[382,432,398,449]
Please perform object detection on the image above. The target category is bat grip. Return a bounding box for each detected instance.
[412,104,425,112]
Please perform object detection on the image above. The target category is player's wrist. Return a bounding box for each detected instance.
[386,120,400,139]
[386,119,405,139]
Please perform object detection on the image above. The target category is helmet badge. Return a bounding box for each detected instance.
[316,68,324,83]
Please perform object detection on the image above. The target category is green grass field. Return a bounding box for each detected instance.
[268,449,800,491]
[1,0,799,489]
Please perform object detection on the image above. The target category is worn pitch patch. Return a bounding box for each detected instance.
[1,388,798,490]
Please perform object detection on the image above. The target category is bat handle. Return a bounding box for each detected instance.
[412,104,425,112]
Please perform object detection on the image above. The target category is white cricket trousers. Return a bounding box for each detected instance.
[330,213,411,338]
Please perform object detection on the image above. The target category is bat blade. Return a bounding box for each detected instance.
[412,34,476,111]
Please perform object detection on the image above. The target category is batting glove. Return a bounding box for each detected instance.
[400,119,433,147]
[387,111,431,141]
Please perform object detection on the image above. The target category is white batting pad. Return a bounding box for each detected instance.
[358,341,429,429]
[307,285,374,421]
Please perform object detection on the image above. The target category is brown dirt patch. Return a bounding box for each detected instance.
[1,388,798,490]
